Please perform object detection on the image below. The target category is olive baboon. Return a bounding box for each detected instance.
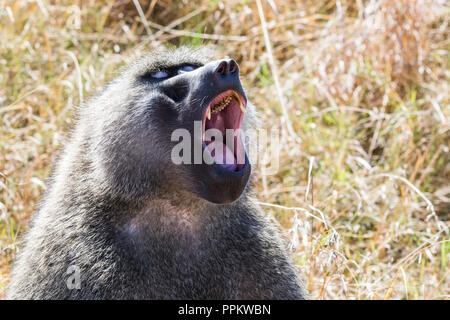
[7,47,307,299]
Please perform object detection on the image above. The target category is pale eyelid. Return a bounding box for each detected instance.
[151,70,168,78]
[179,65,195,73]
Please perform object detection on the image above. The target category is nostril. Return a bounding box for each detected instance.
[214,60,239,76]
[229,60,238,74]
[215,61,228,75]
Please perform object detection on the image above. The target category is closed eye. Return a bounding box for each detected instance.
[150,70,169,79]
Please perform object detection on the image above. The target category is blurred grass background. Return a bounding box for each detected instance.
[0,0,449,299]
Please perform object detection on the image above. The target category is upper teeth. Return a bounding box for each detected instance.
[206,92,246,120]
[211,96,232,114]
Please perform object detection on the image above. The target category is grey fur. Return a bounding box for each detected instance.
[6,47,307,300]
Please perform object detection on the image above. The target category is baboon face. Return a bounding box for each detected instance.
[97,49,251,204]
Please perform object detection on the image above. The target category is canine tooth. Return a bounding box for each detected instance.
[232,91,245,113]
[238,100,245,113]
[206,107,211,120]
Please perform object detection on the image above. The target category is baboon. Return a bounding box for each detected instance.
[7,47,307,299]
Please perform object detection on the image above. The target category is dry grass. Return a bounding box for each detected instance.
[0,0,449,299]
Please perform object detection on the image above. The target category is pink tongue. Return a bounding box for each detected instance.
[206,140,237,171]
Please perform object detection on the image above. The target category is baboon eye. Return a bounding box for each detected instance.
[150,70,169,79]
[179,65,195,73]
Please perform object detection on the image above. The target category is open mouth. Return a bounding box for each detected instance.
[202,90,247,172]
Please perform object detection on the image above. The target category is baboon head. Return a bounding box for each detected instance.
[85,47,251,204]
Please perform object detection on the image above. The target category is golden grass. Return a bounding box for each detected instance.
[0,0,449,299]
